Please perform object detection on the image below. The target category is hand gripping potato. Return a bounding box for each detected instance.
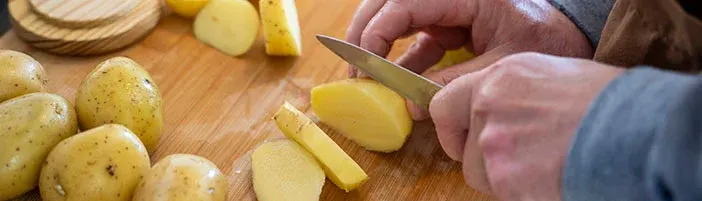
[39,124,150,201]
[194,0,259,56]
[311,79,413,152]
[132,154,228,201]
[0,93,78,200]
[0,50,48,103]
[274,102,368,192]
[252,139,324,201]
[260,0,303,56]
[75,57,163,153]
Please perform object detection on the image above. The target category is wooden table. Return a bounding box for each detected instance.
[3,0,492,200]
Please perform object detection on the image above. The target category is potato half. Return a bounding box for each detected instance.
[194,0,260,56]
[273,102,368,192]
[311,79,413,152]
[0,93,78,200]
[252,139,324,201]
[0,50,48,103]
[260,0,302,56]
[132,154,228,201]
[39,124,150,201]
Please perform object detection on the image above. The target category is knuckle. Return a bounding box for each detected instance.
[477,126,513,157]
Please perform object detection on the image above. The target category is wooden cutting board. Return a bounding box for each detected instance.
[1,0,493,200]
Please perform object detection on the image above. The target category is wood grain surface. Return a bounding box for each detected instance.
[2,0,494,200]
[28,0,141,28]
[8,0,160,56]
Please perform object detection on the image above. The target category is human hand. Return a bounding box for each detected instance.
[428,53,623,198]
[346,0,593,120]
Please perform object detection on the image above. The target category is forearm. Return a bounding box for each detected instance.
[563,67,702,200]
[548,0,615,47]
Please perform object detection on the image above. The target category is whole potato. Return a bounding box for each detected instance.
[39,124,151,201]
[0,93,78,200]
[0,50,48,103]
[132,154,228,201]
[75,57,163,153]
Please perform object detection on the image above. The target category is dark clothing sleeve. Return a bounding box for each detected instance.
[548,0,615,47]
[563,67,702,201]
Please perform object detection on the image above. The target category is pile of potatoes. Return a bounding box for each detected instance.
[0,50,227,201]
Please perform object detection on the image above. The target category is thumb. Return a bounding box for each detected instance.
[407,48,507,120]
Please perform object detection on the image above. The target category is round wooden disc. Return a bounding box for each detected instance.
[9,0,161,56]
[28,0,141,28]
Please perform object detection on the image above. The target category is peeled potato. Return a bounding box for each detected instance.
[260,0,302,56]
[194,0,259,56]
[274,102,368,192]
[252,139,324,201]
[430,48,476,71]
[311,79,413,152]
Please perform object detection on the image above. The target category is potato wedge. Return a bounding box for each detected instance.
[75,57,163,153]
[39,124,150,201]
[194,0,260,56]
[133,154,228,201]
[252,139,324,201]
[260,0,302,56]
[273,102,368,192]
[0,50,47,103]
[0,93,78,200]
[311,79,412,152]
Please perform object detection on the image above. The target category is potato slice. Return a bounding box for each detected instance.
[194,0,259,56]
[310,79,413,152]
[273,102,368,192]
[39,124,150,201]
[259,0,302,56]
[252,139,324,201]
[132,154,228,201]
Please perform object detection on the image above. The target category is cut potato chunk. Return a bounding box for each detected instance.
[311,79,413,152]
[259,0,302,56]
[273,102,368,192]
[430,48,476,71]
[194,0,259,56]
[252,139,324,201]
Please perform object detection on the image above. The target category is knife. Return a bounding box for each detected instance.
[315,35,443,110]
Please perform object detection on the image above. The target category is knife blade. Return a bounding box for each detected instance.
[315,35,443,110]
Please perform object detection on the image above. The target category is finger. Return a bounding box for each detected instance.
[359,0,477,61]
[396,27,470,74]
[408,47,508,120]
[346,0,388,77]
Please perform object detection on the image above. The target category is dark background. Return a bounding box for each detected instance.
[1,3,10,35]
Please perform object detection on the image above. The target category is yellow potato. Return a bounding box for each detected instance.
[0,50,47,103]
[0,93,78,200]
[166,0,209,18]
[132,154,227,201]
[252,139,324,201]
[194,0,260,56]
[274,102,368,192]
[429,48,476,71]
[39,124,150,201]
[75,57,163,153]
[260,0,302,56]
[311,79,413,152]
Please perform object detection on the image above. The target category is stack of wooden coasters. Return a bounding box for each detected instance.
[8,0,161,56]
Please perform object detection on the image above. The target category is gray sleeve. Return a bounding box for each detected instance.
[563,67,702,201]
[548,0,615,47]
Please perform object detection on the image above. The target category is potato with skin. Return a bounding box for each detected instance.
[311,79,413,152]
[252,139,324,201]
[132,154,228,201]
[75,57,163,153]
[260,0,302,56]
[39,124,150,201]
[274,102,368,192]
[166,0,209,18]
[0,50,48,103]
[0,93,78,200]
[194,0,259,56]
